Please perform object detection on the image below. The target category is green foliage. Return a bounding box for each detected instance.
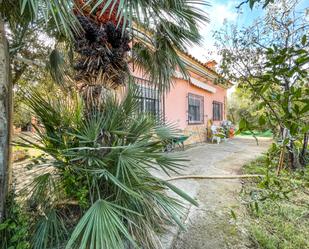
[1,1,208,247]
[243,145,309,204]
[1,0,80,39]
[236,0,275,9]
[13,102,31,128]
[62,168,89,208]
[12,68,61,128]
[0,194,30,249]
[2,0,209,41]
[249,0,275,8]
[16,85,197,249]
[228,87,270,133]
[32,210,67,249]
[240,130,273,138]
[242,156,309,249]
[249,203,309,249]
[1,0,209,92]
[66,200,137,249]
[217,0,309,168]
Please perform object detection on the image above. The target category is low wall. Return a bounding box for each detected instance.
[183,125,208,145]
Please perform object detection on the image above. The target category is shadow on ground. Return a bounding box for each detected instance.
[162,137,272,249]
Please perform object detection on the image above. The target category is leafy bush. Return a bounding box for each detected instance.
[241,155,309,249]
[17,85,197,249]
[0,193,30,249]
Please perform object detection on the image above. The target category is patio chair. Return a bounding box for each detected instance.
[210,125,225,144]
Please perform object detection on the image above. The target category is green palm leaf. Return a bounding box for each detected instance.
[3,0,209,91]
[19,84,198,248]
[32,210,67,249]
[66,199,137,249]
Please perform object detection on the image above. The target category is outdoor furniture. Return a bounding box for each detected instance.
[210,125,225,144]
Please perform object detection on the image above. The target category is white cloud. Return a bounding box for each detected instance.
[210,3,238,25]
[188,1,239,62]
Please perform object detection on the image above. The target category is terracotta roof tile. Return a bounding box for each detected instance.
[179,50,220,76]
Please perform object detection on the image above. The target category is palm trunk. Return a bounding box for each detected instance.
[0,13,12,222]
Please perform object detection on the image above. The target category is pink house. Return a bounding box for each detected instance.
[130,51,231,145]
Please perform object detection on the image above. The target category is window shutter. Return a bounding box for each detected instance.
[186,94,189,123]
[212,101,215,120]
[220,102,223,120]
[213,101,223,121]
[201,97,204,123]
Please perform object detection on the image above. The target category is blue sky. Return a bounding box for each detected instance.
[189,0,309,62]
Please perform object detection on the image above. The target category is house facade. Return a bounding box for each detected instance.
[130,51,231,145]
[16,50,230,146]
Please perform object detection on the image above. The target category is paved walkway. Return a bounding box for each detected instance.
[163,137,272,249]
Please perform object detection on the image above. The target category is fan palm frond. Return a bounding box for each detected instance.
[132,38,188,92]
[3,0,209,91]
[66,199,137,249]
[32,210,68,249]
[18,84,197,248]
[2,0,80,38]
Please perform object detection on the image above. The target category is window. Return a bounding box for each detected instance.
[137,86,160,118]
[188,93,204,124]
[213,101,223,121]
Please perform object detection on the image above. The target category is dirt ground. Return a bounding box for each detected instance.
[167,136,272,249]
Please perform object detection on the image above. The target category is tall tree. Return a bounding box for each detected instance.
[0,5,12,222]
[0,0,208,235]
[216,0,309,169]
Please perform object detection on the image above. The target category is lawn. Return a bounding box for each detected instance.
[239,130,273,138]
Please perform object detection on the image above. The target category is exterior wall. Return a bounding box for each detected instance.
[130,65,150,81]
[129,62,229,145]
[164,73,227,144]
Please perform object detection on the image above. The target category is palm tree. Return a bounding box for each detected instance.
[0,0,208,221]
[0,1,209,247]
[12,85,198,248]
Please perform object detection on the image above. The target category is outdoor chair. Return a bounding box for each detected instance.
[210,125,225,144]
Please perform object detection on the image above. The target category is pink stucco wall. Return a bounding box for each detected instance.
[129,65,150,80]
[164,74,227,130]
[129,63,228,144]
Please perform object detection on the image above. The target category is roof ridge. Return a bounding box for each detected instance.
[177,48,219,76]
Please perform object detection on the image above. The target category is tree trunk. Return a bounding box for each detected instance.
[300,132,308,167]
[0,14,12,222]
[288,141,297,170]
[283,71,298,170]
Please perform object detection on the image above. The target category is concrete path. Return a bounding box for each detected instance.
[13,136,271,248]
[164,137,272,249]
